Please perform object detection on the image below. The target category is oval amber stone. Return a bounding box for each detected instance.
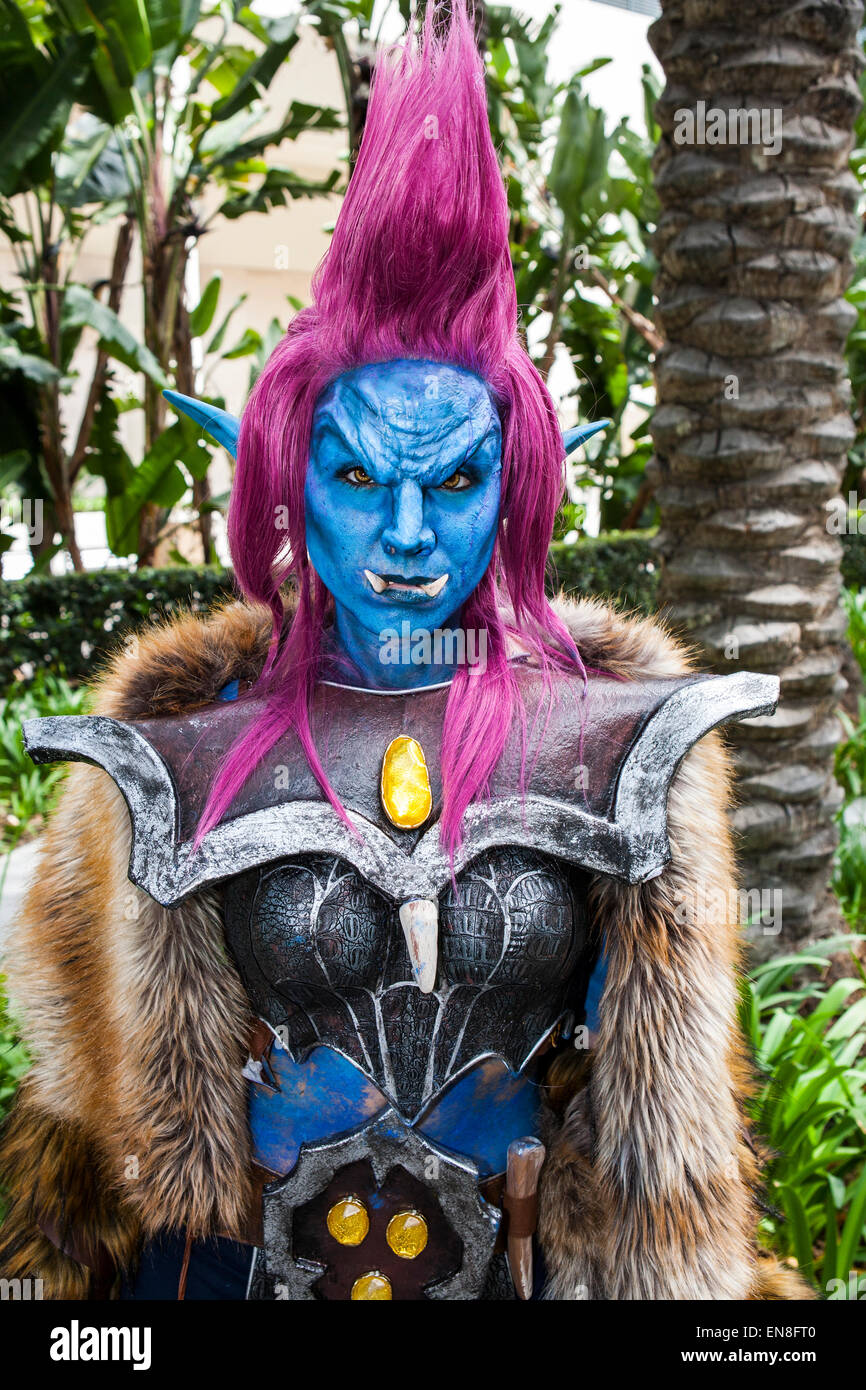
[380,736,432,829]
[386,1210,428,1259]
[326,1196,369,1247]
[350,1272,392,1300]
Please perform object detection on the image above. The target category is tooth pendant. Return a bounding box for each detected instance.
[399,899,438,994]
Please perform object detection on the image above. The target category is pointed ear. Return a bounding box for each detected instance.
[562,419,612,457]
[163,390,240,460]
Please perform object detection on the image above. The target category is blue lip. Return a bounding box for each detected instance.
[368,586,438,605]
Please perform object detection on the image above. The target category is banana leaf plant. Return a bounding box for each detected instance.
[0,0,342,568]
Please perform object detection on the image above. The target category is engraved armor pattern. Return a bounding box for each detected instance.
[222,846,589,1118]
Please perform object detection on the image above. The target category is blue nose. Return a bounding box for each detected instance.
[381,479,437,558]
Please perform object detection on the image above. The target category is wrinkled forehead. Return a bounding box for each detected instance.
[312,360,501,469]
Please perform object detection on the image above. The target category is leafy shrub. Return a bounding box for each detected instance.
[0,978,27,1125]
[0,670,91,848]
[741,939,866,1297]
[548,531,659,612]
[0,565,235,688]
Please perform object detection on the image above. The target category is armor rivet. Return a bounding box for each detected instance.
[380,736,432,829]
[350,1271,392,1300]
[386,1209,428,1259]
[326,1196,369,1246]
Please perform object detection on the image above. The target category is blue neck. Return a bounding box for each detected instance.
[327,602,467,690]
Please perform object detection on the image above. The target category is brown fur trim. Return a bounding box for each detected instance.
[541,596,810,1299]
[95,599,273,719]
[0,593,808,1298]
[748,1249,816,1300]
[1,738,253,1293]
[0,1088,141,1299]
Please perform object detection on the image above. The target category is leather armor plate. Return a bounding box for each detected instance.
[22,664,779,908]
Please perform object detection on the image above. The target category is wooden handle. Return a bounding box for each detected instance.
[505,1136,545,1301]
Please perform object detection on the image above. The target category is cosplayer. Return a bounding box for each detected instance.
[0,2,808,1300]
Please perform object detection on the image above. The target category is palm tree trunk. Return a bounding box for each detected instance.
[649,0,863,955]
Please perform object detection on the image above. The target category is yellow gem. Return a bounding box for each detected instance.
[350,1271,392,1300]
[380,736,432,830]
[326,1196,369,1247]
[386,1209,428,1259]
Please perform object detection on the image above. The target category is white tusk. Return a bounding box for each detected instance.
[420,574,449,598]
[364,568,388,594]
[399,898,438,994]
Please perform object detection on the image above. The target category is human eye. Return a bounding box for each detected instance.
[438,470,472,492]
[340,464,376,487]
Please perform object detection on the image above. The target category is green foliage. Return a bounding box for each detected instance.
[842,580,866,676]
[841,529,866,593]
[0,975,28,1123]
[740,941,866,1297]
[834,588,866,927]
[0,669,89,847]
[0,0,343,566]
[0,974,28,1223]
[548,531,659,612]
[0,564,234,688]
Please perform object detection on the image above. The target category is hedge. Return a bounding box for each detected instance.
[548,531,658,613]
[0,566,235,689]
[0,529,862,689]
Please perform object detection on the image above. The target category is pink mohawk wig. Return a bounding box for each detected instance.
[197,0,585,856]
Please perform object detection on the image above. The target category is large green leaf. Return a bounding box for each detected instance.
[60,284,167,384]
[0,25,94,195]
[139,0,185,55]
[206,292,248,356]
[87,387,136,545]
[199,101,343,171]
[549,87,610,233]
[210,11,300,122]
[54,113,132,206]
[219,166,340,220]
[0,449,31,489]
[0,339,60,384]
[188,274,221,338]
[53,0,186,120]
[173,415,212,481]
[838,1161,866,1282]
[105,424,189,555]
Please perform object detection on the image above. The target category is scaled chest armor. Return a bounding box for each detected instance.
[24,662,777,1299]
[223,843,589,1119]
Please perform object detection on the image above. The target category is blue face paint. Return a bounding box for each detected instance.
[305,359,502,689]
